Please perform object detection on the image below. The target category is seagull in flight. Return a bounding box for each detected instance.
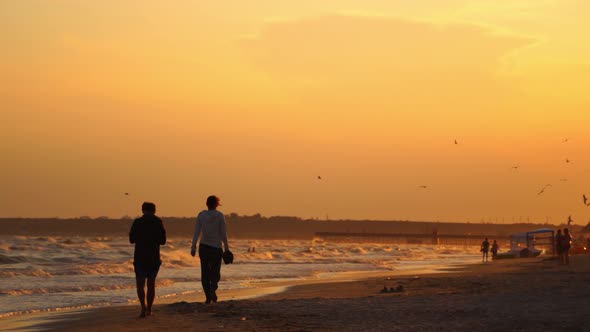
[511,165,520,171]
[124,193,130,196]
[418,185,428,189]
[562,138,570,143]
[317,176,322,180]
[454,139,458,145]
[565,158,572,164]
[537,184,552,195]
[583,194,589,206]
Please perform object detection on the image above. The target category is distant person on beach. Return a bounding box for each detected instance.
[491,240,499,258]
[481,238,490,262]
[129,202,167,318]
[561,228,573,265]
[191,195,231,304]
[555,229,563,263]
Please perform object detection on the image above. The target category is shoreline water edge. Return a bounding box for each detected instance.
[0,235,483,327]
[6,254,590,332]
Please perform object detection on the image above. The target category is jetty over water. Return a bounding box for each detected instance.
[314,232,509,246]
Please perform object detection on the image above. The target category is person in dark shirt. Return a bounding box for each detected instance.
[481,237,490,262]
[491,240,499,258]
[129,202,166,318]
[555,229,563,263]
[561,228,573,265]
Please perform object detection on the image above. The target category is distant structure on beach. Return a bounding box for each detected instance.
[314,231,502,246]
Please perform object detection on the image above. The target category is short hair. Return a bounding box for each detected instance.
[142,202,156,214]
[206,195,220,209]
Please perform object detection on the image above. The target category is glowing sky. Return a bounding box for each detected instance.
[2,1,590,223]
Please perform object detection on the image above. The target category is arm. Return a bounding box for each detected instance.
[129,220,138,244]
[190,215,202,256]
[159,219,166,245]
[220,214,229,251]
[191,215,202,248]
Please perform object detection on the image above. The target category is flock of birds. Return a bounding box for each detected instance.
[121,138,586,225]
[419,138,585,225]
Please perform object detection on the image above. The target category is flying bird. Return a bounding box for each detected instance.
[317,176,322,180]
[537,184,552,196]
[454,139,458,145]
[562,138,570,143]
[511,165,520,171]
[124,193,129,196]
[418,185,428,189]
[559,178,568,182]
[565,158,572,164]
[568,215,573,226]
[583,194,589,206]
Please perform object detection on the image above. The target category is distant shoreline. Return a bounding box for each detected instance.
[0,217,572,239]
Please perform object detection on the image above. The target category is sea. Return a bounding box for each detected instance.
[0,235,480,318]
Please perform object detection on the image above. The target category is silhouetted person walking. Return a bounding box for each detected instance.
[491,240,499,258]
[561,228,573,265]
[481,237,490,262]
[191,195,230,304]
[555,229,563,263]
[129,202,166,318]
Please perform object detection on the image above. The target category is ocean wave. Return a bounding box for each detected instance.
[0,254,28,264]
[59,262,134,275]
[0,279,175,296]
[0,269,53,277]
[0,302,115,319]
[160,249,194,268]
[34,237,58,243]
[8,244,45,251]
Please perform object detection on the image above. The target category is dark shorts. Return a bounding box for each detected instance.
[134,262,160,279]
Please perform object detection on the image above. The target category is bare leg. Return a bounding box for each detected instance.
[136,277,147,318]
[147,276,156,315]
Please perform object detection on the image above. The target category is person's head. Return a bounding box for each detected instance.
[485,237,488,241]
[142,202,156,215]
[557,229,562,234]
[564,228,569,234]
[493,240,497,243]
[206,195,220,210]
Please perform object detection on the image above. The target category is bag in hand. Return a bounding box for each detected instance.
[222,250,234,264]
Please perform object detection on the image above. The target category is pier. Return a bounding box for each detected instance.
[314,231,509,246]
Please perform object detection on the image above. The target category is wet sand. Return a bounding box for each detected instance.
[5,255,590,331]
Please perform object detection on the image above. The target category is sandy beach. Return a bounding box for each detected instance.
[5,255,590,332]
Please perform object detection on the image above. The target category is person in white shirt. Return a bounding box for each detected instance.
[190,195,230,304]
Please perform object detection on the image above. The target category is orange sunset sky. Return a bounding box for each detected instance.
[2,1,590,223]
